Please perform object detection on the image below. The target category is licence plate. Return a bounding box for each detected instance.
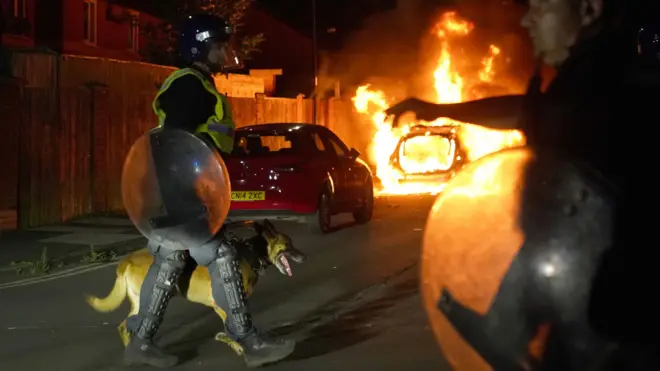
[231,191,265,201]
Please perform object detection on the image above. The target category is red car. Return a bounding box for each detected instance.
[224,123,374,234]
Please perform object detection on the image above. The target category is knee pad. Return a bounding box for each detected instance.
[214,240,238,261]
[162,250,187,272]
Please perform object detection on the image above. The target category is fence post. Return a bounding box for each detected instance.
[296,94,304,123]
[318,99,328,127]
[327,98,336,131]
[255,93,265,124]
[88,85,110,214]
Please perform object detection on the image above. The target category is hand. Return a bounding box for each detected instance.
[384,97,443,127]
[273,247,306,277]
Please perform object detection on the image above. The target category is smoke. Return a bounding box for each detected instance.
[315,0,428,99]
[450,0,534,90]
[316,0,534,99]
[318,0,535,168]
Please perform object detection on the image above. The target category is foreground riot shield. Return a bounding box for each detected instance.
[121,128,231,250]
[421,147,619,370]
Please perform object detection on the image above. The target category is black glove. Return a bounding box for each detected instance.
[384,97,443,127]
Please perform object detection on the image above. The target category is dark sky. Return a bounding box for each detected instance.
[254,0,397,49]
[116,0,397,50]
[254,0,396,35]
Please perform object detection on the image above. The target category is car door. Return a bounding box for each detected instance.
[309,130,346,204]
[320,132,354,206]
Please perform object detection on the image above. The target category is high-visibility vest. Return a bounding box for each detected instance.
[153,68,235,153]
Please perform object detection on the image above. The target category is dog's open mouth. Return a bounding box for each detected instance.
[279,255,292,276]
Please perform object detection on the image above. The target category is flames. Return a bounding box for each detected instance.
[352,12,526,195]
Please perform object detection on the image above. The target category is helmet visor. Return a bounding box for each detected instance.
[217,35,244,70]
[196,25,244,70]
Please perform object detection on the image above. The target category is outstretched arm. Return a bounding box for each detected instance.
[385,95,526,130]
[440,95,525,130]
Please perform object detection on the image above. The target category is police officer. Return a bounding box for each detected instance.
[123,14,295,368]
[386,0,659,369]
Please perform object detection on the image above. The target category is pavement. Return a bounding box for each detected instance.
[0,216,145,283]
[0,195,451,371]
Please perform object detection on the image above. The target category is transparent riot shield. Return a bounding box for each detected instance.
[121,128,231,250]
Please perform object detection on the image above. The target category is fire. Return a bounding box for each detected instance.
[352,12,525,195]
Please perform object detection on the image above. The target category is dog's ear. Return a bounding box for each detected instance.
[263,219,278,235]
[258,219,276,240]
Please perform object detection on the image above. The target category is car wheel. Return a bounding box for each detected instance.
[353,179,374,224]
[306,189,333,234]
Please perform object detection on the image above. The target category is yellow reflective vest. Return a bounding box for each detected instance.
[152,68,235,154]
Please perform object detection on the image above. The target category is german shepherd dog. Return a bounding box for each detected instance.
[85,220,306,355]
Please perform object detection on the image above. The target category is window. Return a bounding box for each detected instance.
[83,0,97,44]
[327,137,347,158]
[311,133,326,152]
[11,0,27,18]
[128,12,139,51]
[231,133,298,157]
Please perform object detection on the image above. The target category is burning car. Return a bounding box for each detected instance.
[388,125,468,190]
[352,11,527,196]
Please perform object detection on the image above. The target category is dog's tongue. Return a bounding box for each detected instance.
[279,255,292,276]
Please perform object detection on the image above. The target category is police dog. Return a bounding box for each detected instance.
[85,219,306,355]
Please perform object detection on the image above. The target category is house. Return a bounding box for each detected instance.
[1,1,267,96]
[33,0,163,61]
[1,0,36,48]
[1,0,301,95]
[2,0,162,59]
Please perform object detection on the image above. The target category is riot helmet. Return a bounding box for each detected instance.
[179,13,243,73]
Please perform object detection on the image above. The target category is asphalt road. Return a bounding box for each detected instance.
[0,195,451,371]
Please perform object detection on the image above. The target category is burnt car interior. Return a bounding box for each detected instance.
[399,134,456,173]
[390,126,466,176]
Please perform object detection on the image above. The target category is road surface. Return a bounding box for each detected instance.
[0,195,451,371]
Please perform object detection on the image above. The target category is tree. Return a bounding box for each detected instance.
[139,0,265,66]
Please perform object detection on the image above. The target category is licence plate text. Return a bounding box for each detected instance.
[231,191,265,201]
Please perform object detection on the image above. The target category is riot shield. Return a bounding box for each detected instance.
[121,128,231,250]
[419,147,531,370]
[420,147,616,370]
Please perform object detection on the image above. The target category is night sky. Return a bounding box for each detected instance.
[116,0,399,50]
[255,0,397,49]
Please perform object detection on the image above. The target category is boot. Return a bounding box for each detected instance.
[209,238,296,367]
[123,249,186,367]
[238,331,296,368]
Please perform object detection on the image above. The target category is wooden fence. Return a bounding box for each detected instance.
[0,82,359,229]
[7,50,269,97]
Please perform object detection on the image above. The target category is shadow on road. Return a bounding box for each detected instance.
[165,314,224,365]
[326,220,358,234]
[272,276,419,363]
